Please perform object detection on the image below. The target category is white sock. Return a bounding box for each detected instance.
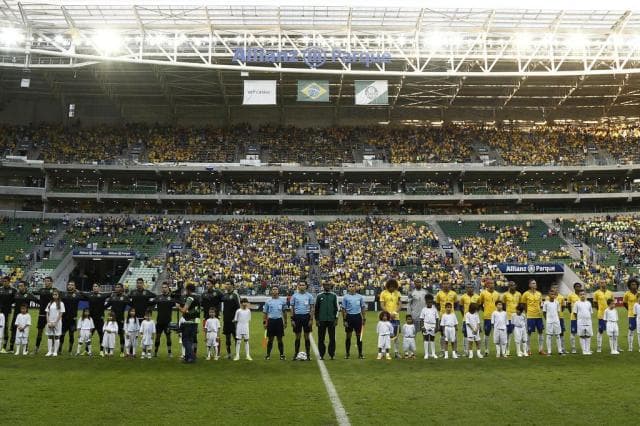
[47,339,52,353]
[526,335,531,353]
[505,338,510,354]
[495,345,500,357]
[463,338,468,353]
[570,334,576,351]
[430,342,436,356]
[546,335,553,354]
[423,342,429,357]
[53,339,60,354]
[484,335,490,352]
[597,333,602,350]
[611,336,618,352]
[628,331,634,351]
[235,340,241,356]
[244,340,250,357]
[559,335,565,353]
[501,344,506,355]
[538,334,544,352]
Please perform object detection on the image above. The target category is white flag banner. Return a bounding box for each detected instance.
[354,80,388,105]
[243,80,277,105]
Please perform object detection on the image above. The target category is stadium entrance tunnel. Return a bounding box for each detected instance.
[504,274,562,294]
[70,258,130,291]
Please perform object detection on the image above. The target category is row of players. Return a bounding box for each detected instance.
[2,275,640,361]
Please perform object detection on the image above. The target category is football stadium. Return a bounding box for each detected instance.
[2,0,640,424]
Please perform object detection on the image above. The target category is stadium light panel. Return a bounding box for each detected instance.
[93,30,122,55]
[1,27,24,46]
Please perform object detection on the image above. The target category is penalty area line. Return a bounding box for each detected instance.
[310,339,351,426]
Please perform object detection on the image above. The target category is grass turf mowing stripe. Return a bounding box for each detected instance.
[311,339,351,426]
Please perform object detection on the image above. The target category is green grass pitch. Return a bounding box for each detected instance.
[1,309,638,425]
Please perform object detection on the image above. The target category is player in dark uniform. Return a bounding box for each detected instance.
[105,283,130,357]
[32,276,55,354]
[221,281,241,359]
[82,283,110,356]
[0,276,16,353]
[200,279,223,320]
[129,278,156,323]
[59,281,82,354]
[154,281,176,357]
[10,281,34,353]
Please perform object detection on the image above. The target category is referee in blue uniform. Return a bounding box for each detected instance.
[263,286,288,360]
[290,282,314,360]
[341,283,366,359]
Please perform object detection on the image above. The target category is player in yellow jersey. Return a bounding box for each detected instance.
[435,282,458,355]
[520,279,545,355]
[566,282,582,354]
[501,281,521,356]
[622,277,639,351]
[478,279,501,356]
[593,279,614,353]
[459,284,479,356]
[379,279,402,358]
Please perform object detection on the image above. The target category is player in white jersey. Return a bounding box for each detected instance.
[402,315,417,358]
[543,293,563,356]
[491,301,508,358]
[14,304,31,355]
[511,305,528,357]
[139,310,156,359]
[204,308,221,360]
[572,290,593,355]
[76,309,95,356]
[419,294,439,359]
[440,303,458,359]
[603,299,619,355]
[233,298,252,361]
[464,303,483,359]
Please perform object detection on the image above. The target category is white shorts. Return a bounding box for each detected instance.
[378,335,391,350]
[466,325,481,342]
[422,324,437,337]
[79,329,92,343]
[546,322,561,336]
[206,332,219,347]
[15,334,29,345]
[443,326,456,343]
[46,321,62,337]
[236,324,249,339]
[402,337,416,353]
[493,329,507,345]
[513,327,527,344]
[606,323,619,337]
[577,322,593,338]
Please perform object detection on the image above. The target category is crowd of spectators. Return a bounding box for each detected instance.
[287,182,337,196]
[3,122,640,166]
[317,218,464,293]
[167,220,306,294]
[227,181,276,195]
[167,181,217,195]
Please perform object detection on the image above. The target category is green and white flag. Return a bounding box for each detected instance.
[297,80,330,102]
[354,80,388,105]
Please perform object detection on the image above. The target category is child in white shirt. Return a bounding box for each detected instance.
[419,294,439,359]
[491,301,508,358]
[440,303,458,359]
[572,290,593,355]
[124,308,140,358]
[76,309,95,356]
[402,315,416,359]
[604,299,619,355]
[233,298,252,361]
[511,305,528,357]
[464,303,483,359]
[543,293,563,356]
[376,311,394,360]
[204,308,221,361]
[14,304,31,356]
[102,311,119,357]
[139,310,156,359]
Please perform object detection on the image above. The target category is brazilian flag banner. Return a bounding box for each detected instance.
[297,80,330,102]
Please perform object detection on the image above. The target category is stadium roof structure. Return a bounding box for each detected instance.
[1,2,640,123]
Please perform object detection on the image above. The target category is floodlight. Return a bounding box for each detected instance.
[0,27,24,45]
[93,30,122,54]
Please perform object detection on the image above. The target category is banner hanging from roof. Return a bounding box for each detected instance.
[243,80,277,105]
[297,80,330,102]
[354,80,388,105]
